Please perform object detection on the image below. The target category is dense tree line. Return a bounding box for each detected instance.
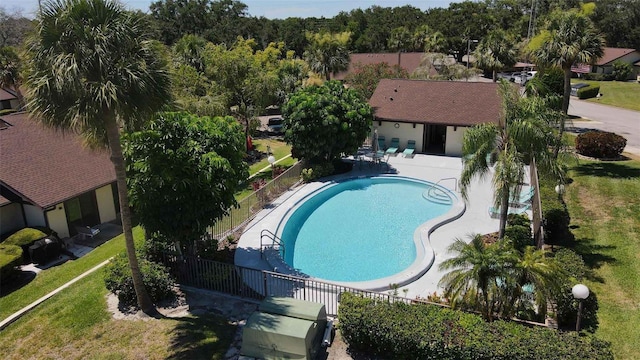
[1,0,638,59]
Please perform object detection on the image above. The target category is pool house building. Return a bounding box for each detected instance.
[368,79,502,156]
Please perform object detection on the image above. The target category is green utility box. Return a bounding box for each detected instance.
[241,297,328,360]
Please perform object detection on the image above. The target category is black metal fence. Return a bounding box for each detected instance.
[207,161,303,240]
[160,254,448,316]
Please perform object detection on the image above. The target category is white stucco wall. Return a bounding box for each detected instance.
[0,203,25,236]
[24,204,45,228]
[46,204,69,238]
[96,184,117,223]
[445,126,467,156]
[376,121,425,152]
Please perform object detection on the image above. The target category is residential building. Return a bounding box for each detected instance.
[368,79,501,156]
[0,112,118,239]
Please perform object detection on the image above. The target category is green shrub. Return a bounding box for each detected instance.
[3,228,47,247]
[301,162,335,182]
[576,85,600,99]
[338,293,612,359]
[611,61,632,81]
[507,213,531,228]
[575,131,627,159]
[553,249,599,332]
[505,225,533,251]
[0,244,23,282]
[104,253,176,308]
[539,181,571,245]
[582,73,614,81]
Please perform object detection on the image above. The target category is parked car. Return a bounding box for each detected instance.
[513,71,537,84]
[267,117,284,134]
[571,83,589,96]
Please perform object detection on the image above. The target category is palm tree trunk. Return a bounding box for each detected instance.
[104,114,156,315]
[498,190,509,239]
[492,70,497,82]
[555,67,572,158]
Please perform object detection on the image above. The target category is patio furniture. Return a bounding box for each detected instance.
[377,135,386,152]
[75,225,100,238]
[403,140,416,158]
[488,203,531,218]
[386,137,399,154]
[512,187,534,205]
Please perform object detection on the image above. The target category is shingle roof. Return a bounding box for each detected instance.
[597,47,638,65]
[0,88,17,101]
[369,79,502,126]
[333,52,433,80]
[0,112,115,209]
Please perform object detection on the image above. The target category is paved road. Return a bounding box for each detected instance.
[567,98,640,156]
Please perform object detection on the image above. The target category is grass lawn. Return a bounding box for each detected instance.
[570,79,640,111]
[0,228,145,321]
[564,159,640,359]
[248,138,295,175]
[0,270,234,359]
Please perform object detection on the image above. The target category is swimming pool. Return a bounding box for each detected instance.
[277,176,464,289]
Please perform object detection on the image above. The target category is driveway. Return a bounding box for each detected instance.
[567,98,640,157]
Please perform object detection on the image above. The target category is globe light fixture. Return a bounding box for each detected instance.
[268,155,276,178]
[572,283,590,332]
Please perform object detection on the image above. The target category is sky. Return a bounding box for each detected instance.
[3,0,455,20]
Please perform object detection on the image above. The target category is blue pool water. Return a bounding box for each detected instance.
[280,177,453,282]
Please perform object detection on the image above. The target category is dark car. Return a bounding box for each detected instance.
[571,83,589,96]
[267,117,284,134]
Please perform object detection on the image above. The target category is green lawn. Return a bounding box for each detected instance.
[564,159,640,359]
[571,79,640,111]
[248,138,294,175]
[0,270,234,359]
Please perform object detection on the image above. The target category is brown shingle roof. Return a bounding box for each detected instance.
[0,88,17,101]
[597,47,638,65]
[0,112,115,209]
[369,79,502,126]
[333,52,432,80]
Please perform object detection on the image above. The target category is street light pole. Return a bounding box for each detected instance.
[572,283,590,332]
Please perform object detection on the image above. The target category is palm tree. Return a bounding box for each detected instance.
[25,0,171,314]
[439,234,517,321]
[304,31,351,81]
[529,9,605,150]
[474,30,517,82]
[0,46,24,108]
[460,81,563,239]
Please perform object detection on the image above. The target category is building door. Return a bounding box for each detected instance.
[65,191,100,236]
[423,124,447,154]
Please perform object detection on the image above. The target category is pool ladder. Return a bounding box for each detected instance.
[422,177,457,205]
[260,229,285,259]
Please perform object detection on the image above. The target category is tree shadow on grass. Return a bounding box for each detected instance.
[570,237,617,283]
[167,314,236,360]
[572,162,640,179]
[0,270,36,298]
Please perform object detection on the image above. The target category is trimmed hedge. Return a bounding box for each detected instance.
[576,85,600,99]
[3,228,47,247]
[0,244,23,282]
[339,293,613,360]
[575,131,627,159]
[539,180,571,245]
[582,73,614,81]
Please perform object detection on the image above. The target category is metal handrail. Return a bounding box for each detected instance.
[424,177,458,203]
[433,177,458,192]
[260,229,285,259]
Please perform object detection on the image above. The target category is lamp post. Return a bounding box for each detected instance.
[267,155,276,178]
[466,39,478,81]
[572,283,590,332]
[555,183,565,200]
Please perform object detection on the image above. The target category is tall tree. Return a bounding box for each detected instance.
[387,26,412,52]
[474,29,517,82]
[283,80,372,164]
[25,0,171,314]
[344,62,409,100]
[304,31,351,81]
[459,81,563,239]
[0,46,24,108]
[529,9,605,121]
[123,112,248,255]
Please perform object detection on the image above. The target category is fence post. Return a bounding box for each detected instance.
[262,271,268,297]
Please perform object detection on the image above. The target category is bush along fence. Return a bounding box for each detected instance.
[207,161,303,240]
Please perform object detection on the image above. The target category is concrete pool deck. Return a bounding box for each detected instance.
[235,153,530,300]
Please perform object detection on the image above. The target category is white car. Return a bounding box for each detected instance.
[513,71,537,84]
